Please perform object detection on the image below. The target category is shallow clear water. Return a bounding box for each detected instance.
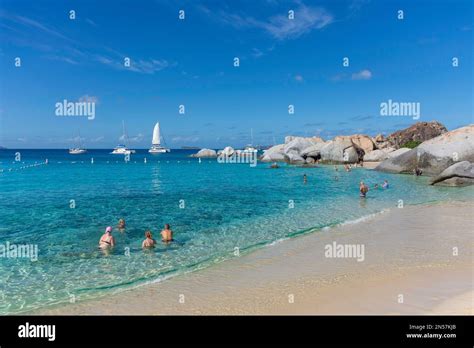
[0,149,472,314]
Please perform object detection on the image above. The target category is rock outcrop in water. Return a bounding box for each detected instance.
[334,134,375,154]
[376,125,474,176]
[191,148,217,158]
[261,136,364,164]
[429,161,474,186]
[195,122,472,176]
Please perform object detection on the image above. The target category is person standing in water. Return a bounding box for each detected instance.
[382,180,389,189]
[99,226,115,249]
[303,174,307,184]
[142,230,156,248]
[118,218,126,230]
[359,181,369,198]
[161,224,174,243]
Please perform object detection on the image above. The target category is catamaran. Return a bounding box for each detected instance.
[148,122,170,154]
[240,128,258,156]
[69,131,87,154]
[111,121,135,155]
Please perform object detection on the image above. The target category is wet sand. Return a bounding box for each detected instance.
[35,201,473,315]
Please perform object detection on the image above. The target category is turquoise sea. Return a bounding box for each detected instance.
[0,149,472,314]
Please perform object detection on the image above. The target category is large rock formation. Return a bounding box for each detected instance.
[261,137,325,163]
[363,147,396,162]
[386,121,447,148]
[386,148,411,158]
[334,134,375,154]
[375,148,418,173]
[416,125,474,175]
[300,142,326,158]
[320,139,359,163]
[376,125,474,175]
[191,148,217,158]
[220,146,235,157]
[260,144,286,162]
[430,161,474,186]
[285,153,305,164]
[283,137,322,156]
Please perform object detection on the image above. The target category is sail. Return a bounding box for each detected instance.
[152,122,161,146]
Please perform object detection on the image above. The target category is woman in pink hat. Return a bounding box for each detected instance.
[99,226,115,249]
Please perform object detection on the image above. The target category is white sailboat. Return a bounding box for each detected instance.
[148,122,170,154]
[111,121,136,155]
[241,128,257,156]
[69,131,87,154]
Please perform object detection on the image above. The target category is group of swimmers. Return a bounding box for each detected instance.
[98,219,174,250]
[360,180,389,197]
[303,170,389,198]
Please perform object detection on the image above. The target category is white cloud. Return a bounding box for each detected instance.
[251,48,264,58]
[294,74,304,82]
[95,55,171,74]
[120,133,144,143]
[85,18,97,27]
[44,55,79,65]
[351,69,372,80]
[67,136,85,142]
[203,3,333,40]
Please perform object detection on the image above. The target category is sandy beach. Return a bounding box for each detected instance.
[35,201,473,315]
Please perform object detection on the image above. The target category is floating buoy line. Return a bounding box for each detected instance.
[0,158,210,173]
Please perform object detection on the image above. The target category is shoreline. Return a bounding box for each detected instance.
[32,200,474,315]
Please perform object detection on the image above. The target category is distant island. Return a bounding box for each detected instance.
[180,146,200,150]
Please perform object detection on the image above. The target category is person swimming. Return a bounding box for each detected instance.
[374,183,379,189]
[359,181,369,198]
[142,230,156,248]
[99,226,115,249]
[334,165,338,171]
[161,224,174,243]
[303,174,307,184]
[382,180,389,189]
[118,218,126,229]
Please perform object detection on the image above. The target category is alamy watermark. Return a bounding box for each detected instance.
[325,242,365,262]
[380,99,420,120]
[217,151,258,167]
[0,242,38,261]
[55,98,95,120]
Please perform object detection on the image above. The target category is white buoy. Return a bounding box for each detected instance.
[144,157,147,164]
[198,158,201,164]
[91,158,94,164]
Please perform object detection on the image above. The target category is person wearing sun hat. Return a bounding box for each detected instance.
[99,226,115,249]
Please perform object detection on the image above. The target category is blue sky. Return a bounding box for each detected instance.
[0,0,472,149]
